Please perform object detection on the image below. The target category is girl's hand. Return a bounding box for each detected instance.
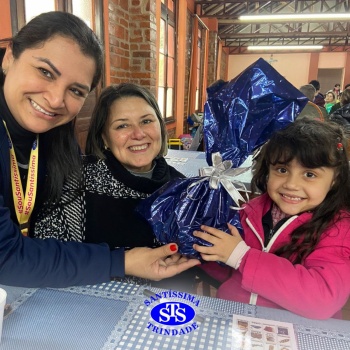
[193,223,243,263]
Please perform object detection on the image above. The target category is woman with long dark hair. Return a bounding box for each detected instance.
[0,12,198,288]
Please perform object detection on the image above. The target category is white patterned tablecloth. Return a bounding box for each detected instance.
[1,282,349,350]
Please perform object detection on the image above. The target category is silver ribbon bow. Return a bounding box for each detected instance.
[197,152,250,207]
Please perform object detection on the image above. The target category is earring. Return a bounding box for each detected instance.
[2,68,6,76]
[104,144,109,150]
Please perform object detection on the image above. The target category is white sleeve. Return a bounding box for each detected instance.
[225,241,250,269]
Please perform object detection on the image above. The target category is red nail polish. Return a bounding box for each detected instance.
[170,244,177,252]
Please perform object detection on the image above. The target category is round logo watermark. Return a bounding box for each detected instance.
[144,289,201,336]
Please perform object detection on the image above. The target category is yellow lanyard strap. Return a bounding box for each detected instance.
[3,121,39,236]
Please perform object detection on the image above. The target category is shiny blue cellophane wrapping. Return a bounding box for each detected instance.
[136,58,308,258]
[204,57,308,166]
[136,176,243,258]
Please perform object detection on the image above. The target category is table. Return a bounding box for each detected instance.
[165,149,253,190]
[2,282,350,350]
[165,149,208,177]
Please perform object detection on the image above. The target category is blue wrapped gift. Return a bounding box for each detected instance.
[204,57,308,166]
[136,58,308,258]
[136,153,248,257]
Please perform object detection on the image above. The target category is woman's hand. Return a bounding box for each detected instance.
[193,223,243,263]
[124,243,200,281]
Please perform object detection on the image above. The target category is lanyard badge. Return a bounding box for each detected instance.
[3,121,39,236]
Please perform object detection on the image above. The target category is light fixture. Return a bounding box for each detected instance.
[247,45,323,51]
[239,13,350,22]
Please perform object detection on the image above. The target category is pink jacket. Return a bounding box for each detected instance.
[204,193,350,319]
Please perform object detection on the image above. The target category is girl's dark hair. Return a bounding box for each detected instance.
[86,83,167,158]
[0,12,104,202]
[252,119,350,263]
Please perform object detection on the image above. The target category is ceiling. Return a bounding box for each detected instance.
[195,0,350,54]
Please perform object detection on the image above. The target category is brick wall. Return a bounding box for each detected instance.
[220,49,228,81]
[105,0,225,138]
[207,31,218,88]
[108,0,157,95]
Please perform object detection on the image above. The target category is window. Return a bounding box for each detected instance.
[158,0,176,121]
[72,0,93,28]
[195,27,201,111]
[24,0,55,22]
[12,0,96,31]
[195,25,206,112]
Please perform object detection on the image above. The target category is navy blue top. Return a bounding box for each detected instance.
[0,89,124,287]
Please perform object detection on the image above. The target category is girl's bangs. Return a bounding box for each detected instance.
[266,135,336,169]
[266,143,294,166]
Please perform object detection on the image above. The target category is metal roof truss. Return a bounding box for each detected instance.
[195,0,350,53]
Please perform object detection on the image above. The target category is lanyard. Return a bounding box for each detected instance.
[2,121,39,236]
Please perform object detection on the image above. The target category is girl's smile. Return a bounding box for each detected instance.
[280,193,304,202]
[267,158,335,216]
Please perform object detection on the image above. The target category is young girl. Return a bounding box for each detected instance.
[193,119,350,319]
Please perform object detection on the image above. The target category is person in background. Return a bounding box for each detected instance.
[299,84,316,102]
[194,120,350,320]
[297,84,327,121]
[309,79,325,107]
[330,83,350,114]
[333,83,341,100]
[329,89,350,144]
[33,83,200,291]
[324,91,336,114]
[187,114,201,138]
[0,11,199,288]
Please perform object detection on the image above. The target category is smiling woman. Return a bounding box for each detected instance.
[33,83,200,292]
[0,12,199,289]
[1,11,103,203]
[80,84,179,251]
[102,95,163,173]
[2,36,95,134]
